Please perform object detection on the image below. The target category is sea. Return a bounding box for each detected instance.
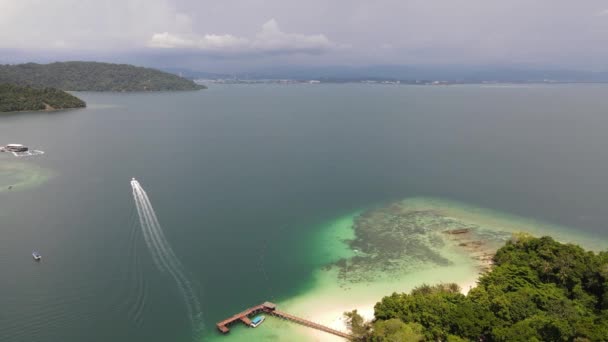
[1,83,608,342]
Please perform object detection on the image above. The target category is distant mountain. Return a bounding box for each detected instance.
[160,67,232,80]
[0,83,86,112]
[176,65,608,83]
[284,65,608,82]
[0,62,206,91]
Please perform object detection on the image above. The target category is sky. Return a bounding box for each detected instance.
[1,0,608,72]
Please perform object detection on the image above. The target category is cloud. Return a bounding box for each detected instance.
[3,0,608,69]
[148,19,336,54]
[251,19,334,53]
[149,32,248,50]
[0,0,192,49]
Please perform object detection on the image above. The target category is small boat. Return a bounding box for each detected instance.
[32,251,42,261]
[250,315,265,328]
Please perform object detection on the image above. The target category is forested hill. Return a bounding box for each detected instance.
[0,62,206,91]
[0,84,86,112]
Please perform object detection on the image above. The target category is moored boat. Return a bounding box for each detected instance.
[32,251,41,261]
[250,315,265,328]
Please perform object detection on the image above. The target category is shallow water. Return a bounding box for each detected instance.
[1,84,608,341]
[0,161,52,191]
[206,196,608,342]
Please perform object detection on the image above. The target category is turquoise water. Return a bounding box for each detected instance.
[1,84,608,341]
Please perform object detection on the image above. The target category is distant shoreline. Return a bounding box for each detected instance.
[196,79,608,86]
[67,88,205,93]
[0,106,84,114]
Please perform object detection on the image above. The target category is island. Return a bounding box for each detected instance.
[0,84,86,112]
[345,235,608,341]
[0,61,206,92]
[0,61,207,112]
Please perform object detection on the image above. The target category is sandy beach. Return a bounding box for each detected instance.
[303,277,479,341]
[279,259,482,341]
[206,197,604,342]
[275,197,605,341]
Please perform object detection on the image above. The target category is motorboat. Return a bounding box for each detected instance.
[250,315,265,328]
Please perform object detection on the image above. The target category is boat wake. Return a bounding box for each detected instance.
[11,150,45,157]
[130,178,203,337]
[124,208,148,327]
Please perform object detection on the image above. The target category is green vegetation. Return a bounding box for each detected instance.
[0,61,205,91]
[363,236,608,341]
[0,83,86,112]
[345,310,372,339]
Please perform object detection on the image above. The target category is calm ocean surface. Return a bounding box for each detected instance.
[1,84,608,341]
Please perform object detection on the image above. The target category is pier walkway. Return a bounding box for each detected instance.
[216,301,353,340]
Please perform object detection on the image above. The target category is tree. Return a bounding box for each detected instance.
[366,236,608,341]
[0,83,85,112]
[369,319,424,342]
[344,310,371,340]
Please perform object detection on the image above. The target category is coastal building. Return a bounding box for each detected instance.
[4,144,28,152]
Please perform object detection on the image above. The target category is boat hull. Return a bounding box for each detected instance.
[250,316,265,328]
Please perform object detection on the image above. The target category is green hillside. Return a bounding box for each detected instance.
[0,62,205,91]
[0,84,86,112]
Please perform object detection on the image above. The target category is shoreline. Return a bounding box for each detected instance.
[206,197,605,341]
[306,279,480,342]
[281,197,606,341]
[280,264,482,342]
[0,106,85,114]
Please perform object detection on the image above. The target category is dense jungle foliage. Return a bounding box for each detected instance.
[0,84,86,112]
[0,62,205,91]
[347,235,608,341]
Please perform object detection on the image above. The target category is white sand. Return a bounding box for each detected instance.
[280,261,481,341]
[286,197,605,341]
[309,276,478,341]
[205,198,605,342]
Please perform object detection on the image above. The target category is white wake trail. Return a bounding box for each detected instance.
[131,181,202,332]
[130,179,203,337]
[133,184,202,321]
[133,186,174,269]
[132,187,164,271]
[136,186,183,270]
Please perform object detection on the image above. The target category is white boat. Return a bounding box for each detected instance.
[32,251,41,261]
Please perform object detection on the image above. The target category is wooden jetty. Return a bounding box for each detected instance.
[269,309,354,339]
[216,301,353,339]
[216,302,271,333]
